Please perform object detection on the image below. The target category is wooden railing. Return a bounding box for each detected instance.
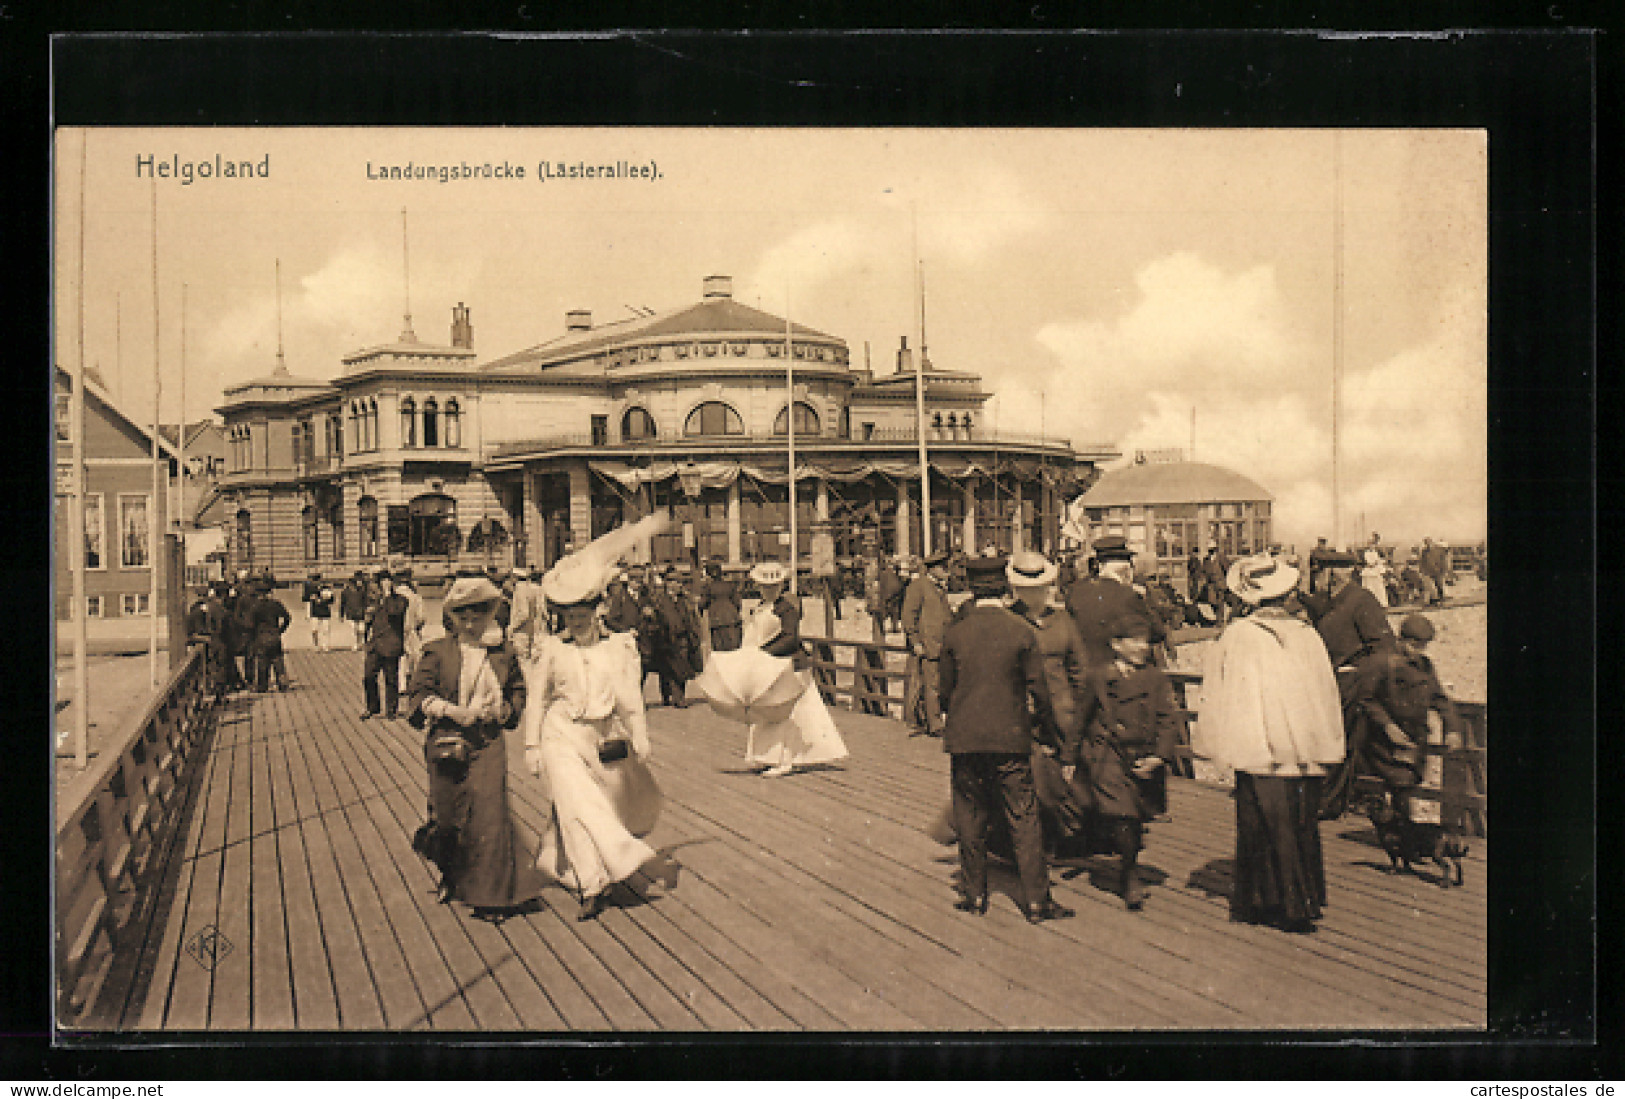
[801,636,1485,837]
[55,647,216,1021]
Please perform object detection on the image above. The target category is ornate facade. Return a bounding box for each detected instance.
[215,276,1117,579]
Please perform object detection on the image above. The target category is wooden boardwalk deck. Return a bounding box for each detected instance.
[78,649,1486,1032]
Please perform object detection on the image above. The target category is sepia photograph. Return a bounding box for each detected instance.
[50,123,1495,1035]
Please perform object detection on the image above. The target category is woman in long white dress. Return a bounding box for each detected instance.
[740,562,849,777]
[524,535,663,921]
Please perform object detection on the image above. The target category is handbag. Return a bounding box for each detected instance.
[598,738,631,764]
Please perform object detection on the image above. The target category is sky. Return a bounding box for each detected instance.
[54,127,1486,551]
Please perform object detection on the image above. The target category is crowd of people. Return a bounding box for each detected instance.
[180,519,1465,938]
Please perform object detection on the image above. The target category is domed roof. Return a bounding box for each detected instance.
[482,296,841,374]
[1078,460,1272,507]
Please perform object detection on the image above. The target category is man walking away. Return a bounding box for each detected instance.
[939,556,1074,923]
[902,550,953,737]
[249,579,293,692]
[341,570,370,650]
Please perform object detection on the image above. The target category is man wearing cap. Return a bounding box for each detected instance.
[248,579,293,692]
[938,555,1074,923]
[878,556,906,634]
[341,570,371,651]
[1352,613,1462,821]
[901,550,954,737]
[233,578,266,690]
[1065,536,1166,671]
[360,570,411,720]
[698,560,743,653]
[302,570,333,652]
[601,571,642,635]
[187,584,230,701]
[506,565,550,663]
[1311,549,1399,818]
[1419,537,1450,605]
[650,570,702,708]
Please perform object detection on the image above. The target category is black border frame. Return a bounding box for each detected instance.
[8,18,1608,1080]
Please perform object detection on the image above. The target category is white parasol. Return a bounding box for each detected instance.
[692,646,806,726]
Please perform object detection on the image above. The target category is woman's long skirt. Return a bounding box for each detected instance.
[1232,772,1327,925]
[745,676,849,768]
[425,730,545,910]
[534,713,656,899]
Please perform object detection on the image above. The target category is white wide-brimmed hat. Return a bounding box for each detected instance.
[541,553,608,607]
[750,561,788,587]
[1226,554,1300,604]
[444,575,503,612]
[1005,549,1058,589]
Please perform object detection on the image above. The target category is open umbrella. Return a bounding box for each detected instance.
[692,646,805,726]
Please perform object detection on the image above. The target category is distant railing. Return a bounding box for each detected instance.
[800,637,1485,837]
[56,647,215,1021]
[491,426,1088,459]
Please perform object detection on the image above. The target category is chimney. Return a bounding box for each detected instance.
[896,335,913,374]
[450,302,474,349]
[703,275,733,300]
[566,309,592,331]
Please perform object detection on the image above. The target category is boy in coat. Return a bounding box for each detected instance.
[1358,614,1462,821]
[938,557,1074,924]
[1075,615,1181,910]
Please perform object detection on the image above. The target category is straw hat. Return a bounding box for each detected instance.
[750,561,788,587]
[1005,550,1058,589]
[1226,554,1300,604]
[443,575,502,612]
[541,553,608,608]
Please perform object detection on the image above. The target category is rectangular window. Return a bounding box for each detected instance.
[120,494,151,569]
[590,415,608,447]
[56,394,72,442]
[84,494,105,570]
[862,422,876,440]
[122,592,150,617]
[86,595,102,618]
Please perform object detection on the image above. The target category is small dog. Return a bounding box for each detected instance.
[1366,800,1468,888]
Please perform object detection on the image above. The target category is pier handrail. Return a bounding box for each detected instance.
[802,635,1484,837]
[55,646,215,1020]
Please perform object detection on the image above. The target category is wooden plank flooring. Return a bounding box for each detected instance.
[79,649,1487,1032]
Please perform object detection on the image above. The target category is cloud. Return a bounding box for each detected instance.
[1028,251,1484,549]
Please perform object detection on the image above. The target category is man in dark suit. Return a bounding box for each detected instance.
[1311,549,1399,818]
[361,569,411,720]
[902,550,954,737]
[249,580,293,692]
[1065,535,1166,670]
[939,556,1074,923]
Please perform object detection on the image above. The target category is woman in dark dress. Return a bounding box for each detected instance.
[408,575,544,919]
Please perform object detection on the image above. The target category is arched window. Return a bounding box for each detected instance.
[302,505,319,562]
[235,508,254,567]
[773,401,821,436]
[622,406,658,441]
[444,399,461,447]
[330,414,344,459]
[400,397,417,448]
[685,401,744,437]
[423,398,439,448]
[358,496,379,560]
[348,404,360,454]
[408,493,458,556]
[367,398,379,451]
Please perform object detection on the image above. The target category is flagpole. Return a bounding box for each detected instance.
[785,280,797,595]
[1332,131,1344,550]
[149,174,162,689]
[69,132,90,768]
[913,221,931,558]
[178,282,187,572]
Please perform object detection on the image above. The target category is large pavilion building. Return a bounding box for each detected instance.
[1069,449,1275,583]
[214,275,1117,579]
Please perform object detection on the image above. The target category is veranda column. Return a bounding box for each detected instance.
[895,479,911,559]
[962,481,977,555]
[567,461,592,555]
[1012,481,1026,553]
[815,478,829,521]
[726,477,742,565]
[522,469,543,569]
